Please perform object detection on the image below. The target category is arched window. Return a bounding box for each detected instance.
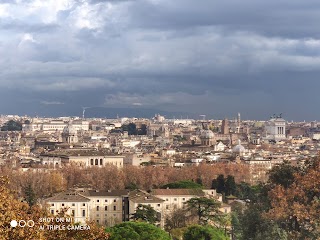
[95,159,98,165]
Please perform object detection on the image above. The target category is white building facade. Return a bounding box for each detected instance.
[265,115,286,141]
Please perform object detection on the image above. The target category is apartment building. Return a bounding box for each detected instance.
[128,189,164,226]
[45,188,229,228]
[45,191,91,224]
[46,189,130,227]
[80,189,130,226]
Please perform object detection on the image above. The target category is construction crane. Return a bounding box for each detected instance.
[82,107,90,119]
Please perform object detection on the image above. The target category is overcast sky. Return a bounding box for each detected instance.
[0,0,320,120]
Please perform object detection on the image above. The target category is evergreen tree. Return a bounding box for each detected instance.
[24,183,36,207]
[185,197,221,225]
[216,174,225,193]
[225,175,236,196]
[131,204,158,224]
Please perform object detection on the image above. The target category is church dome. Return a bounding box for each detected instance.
[232,140,245,153]
[200,130,215,139]
[63,124,77,135]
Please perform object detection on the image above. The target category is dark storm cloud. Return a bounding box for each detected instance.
[127,0,320,38]
[0,0,320,120]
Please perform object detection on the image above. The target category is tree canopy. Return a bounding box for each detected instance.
[106,221,170,240]
[121,123,147,135]
[267,160,298,188]
[1,120,22,131]
[211,174,236,196]
[131,204,159,224]
[185,197,221,225]
[183,225,228,240]
[266,158,320,239]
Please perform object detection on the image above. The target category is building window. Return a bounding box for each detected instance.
[62,203,65,206]
[166,198,168,201]
[157,204,160,207]
[72,203,75,206]
[105,206,108,211]
[97,206,100,211]
[105,199,108,202]
[82,210,86,217]
[182,198,185,201]
[96,220,99,223]
[114,199,116,202]
[82,203,86,207]
[51,210,54,214]
[90,159,93,165]
[95,159,98,165]
[97,200,100,203]
[100,159,103,165]
[174,198,177,201]
[51,203,54,206]
[113,206,116,211]
[166,205,169,209]
[71,210,75,216]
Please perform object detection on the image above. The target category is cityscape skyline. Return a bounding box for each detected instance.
[1,110,318,124]
[1,1,320,120]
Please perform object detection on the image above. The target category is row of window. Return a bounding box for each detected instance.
[52,203,86,207]
[89,159,122,166]
[147,204,161,207]
[165,198,186,201]
[51,209,85,217]
[95,199,117,203]
[96,206,117,211]
[90,159,103,165]
[50,209,120,219]
[50,204,117,212]
[51,199,119,207]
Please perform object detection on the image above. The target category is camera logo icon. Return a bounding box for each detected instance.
[10,220,34,228]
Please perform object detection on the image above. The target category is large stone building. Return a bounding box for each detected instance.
[61,124,78,144]
[45,188,228,228]
[46,189,130,226]
[199,130,216,146]
[40,150,124,168]
[265,114,286,141]
[22,120,89,133]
